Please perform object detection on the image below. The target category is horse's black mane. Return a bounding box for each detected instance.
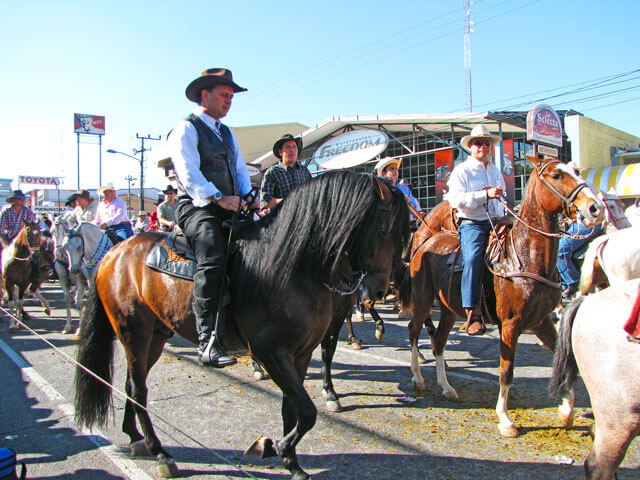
[234,170,410,306]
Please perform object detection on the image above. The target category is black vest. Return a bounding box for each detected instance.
[177,114,239,198]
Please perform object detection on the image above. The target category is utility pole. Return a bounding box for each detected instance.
[135,133,161,211]
[124,175,135,216]
[463,0,473,112]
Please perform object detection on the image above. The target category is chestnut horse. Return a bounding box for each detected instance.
[1,220,42,332]
[74,171,410,479]
[401,156,604,437]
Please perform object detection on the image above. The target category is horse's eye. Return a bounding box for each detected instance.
[551,172,562,180]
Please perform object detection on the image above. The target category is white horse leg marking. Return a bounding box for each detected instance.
[435,354,458,400]
[496,383,519,437]
[558,388,575,427]
[410,342,426,391]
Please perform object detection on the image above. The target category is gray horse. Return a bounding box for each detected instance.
[550,278,640,479]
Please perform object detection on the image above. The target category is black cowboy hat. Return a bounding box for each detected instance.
[273,134,303,160]
[6,189,27,202]
[185,68,247,103]
[162,184,178,194]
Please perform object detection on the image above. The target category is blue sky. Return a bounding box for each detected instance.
[1,0,638,192]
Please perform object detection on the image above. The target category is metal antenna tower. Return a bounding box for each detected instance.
[463,0,473,112]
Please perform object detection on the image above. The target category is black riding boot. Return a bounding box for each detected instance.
[197,317,236,368]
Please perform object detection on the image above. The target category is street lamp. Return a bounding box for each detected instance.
[107,148,145,210]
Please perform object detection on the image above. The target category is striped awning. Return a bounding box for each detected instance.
[582,163,640,197]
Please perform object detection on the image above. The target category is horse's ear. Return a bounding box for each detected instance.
[371,174,393,204]
[526,155,546,169]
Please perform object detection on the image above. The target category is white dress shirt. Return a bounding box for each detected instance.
[168,106,251,207]
[447,157,506,221]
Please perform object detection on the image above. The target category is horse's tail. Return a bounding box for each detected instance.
[74,282,116,430]
[399,264,413,312]
[578,235,607,294]
[549,295,585,399]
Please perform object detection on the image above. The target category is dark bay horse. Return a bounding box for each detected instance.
[550,278,640,479]
[1,220,42,332]
[401,156,604,437]
[74,171,410,479]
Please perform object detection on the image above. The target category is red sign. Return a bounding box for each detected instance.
[501,139,515,204]
[434,149,453,202]
[19,175,60,185]
[74,113,106,135]
[526,104,562,147]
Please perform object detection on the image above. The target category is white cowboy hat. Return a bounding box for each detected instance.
[460,124,502,150]
[97,182,117,195]
[375,157,401,176]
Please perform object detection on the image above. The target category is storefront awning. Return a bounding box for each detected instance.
[582,163,640,198]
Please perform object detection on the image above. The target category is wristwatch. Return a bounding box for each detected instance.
[213,191,222,202]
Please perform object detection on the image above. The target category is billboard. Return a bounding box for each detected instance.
[74,113,106,135]
[19,175,60,186]
[526,104,562,147]
[312,129,389,170]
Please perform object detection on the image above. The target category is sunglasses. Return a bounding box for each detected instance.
[471,139,492,147]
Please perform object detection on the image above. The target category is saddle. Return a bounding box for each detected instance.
[145,232,197,280]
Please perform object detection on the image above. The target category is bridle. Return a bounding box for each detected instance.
[500,159,593,239]
[10,227,41,261]
[323,201,395,295]
[66,225,112,278]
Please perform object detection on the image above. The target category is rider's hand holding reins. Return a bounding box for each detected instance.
[216,195,244,212]
[486,187,504,199]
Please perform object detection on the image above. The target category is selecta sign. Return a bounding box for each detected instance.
[19,175,60,186]
[526,104,563,147]
[312,129,389,170]
[74,113,106,135]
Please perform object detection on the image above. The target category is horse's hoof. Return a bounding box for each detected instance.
[443,389,459,401]
[156,458,179,478]
[130,440,150,457]
[412,380,426,392]
[351,340,362,350]
[44,308,51,316]
[244,436,278,458]
[61,326,74,334]
[291,470,311,480]
[375,331,385,344]
[326,399,342,412]
[8,326,19,333]
[499,424,520,438]
[559,412,574,428]
[253,370,267,381]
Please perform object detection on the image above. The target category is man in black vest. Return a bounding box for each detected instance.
[168,68,252,367]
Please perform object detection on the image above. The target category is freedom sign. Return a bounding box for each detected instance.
[313,129,389,170]
[74,113,106,135]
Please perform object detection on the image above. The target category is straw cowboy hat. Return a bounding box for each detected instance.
[137,211,147,216]
[185,68,247,103]
[272,134,303,159]
[97,182,117,195]
[460,124,502,150]
[6,189,27,203]
[375,157,401,176]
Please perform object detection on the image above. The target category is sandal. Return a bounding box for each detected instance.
[462,309,486,336]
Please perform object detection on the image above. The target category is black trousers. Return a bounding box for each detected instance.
[176,199,230,345]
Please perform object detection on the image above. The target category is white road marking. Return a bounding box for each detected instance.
[0,338,155,480]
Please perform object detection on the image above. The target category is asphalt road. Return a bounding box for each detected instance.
[1,282,639,479]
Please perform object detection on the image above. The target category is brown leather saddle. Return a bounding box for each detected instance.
[145,232,197,280]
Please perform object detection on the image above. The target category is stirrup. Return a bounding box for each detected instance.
[200,335,237,367]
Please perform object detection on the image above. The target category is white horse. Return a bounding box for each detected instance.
[550,278,640,479]
[51,219,87,335]
[579,225,640,295]
[61,222,112,337]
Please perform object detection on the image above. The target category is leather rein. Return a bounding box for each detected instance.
[488,159,592,289]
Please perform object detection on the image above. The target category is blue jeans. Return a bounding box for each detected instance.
[557,223,602,290]
[458,220,492,309]
[107,221,134,242]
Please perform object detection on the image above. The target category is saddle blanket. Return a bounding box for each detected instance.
[145,235,196,281]
[623,280,640,339]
